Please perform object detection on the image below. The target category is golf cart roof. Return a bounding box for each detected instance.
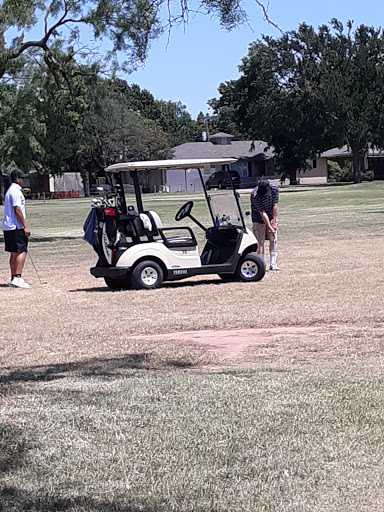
[105,158,238,173]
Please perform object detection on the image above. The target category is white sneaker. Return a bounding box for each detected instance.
[10,277,30,288]
[269,264,280,272]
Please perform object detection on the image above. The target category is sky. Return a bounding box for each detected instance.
[123,0,384,118]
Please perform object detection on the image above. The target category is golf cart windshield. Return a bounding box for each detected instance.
[208,190,246,227]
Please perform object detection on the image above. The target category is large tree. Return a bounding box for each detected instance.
[211,20,384,183]
[210,42,334,183]
[0,0,272,83]
[0,60,174,199]
[105,79,200,147]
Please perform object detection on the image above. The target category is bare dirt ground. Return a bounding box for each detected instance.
[1,225,384,375]
[136,323,384,369]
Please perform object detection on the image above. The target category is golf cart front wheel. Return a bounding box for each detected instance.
[131,260,163,290]
[236,254,266,282]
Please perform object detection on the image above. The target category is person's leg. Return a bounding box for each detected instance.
[253,222,266,261]
[9,230,30,287]
[4,231,18,281]
[14,251,27,276]
[10,253,18,279]
[269,231,279,270]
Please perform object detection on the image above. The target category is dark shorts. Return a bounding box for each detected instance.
[3,229,28,253]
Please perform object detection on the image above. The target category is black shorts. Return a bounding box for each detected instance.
[3,229,28,253]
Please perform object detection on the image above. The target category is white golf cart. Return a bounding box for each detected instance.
[84,158,266,289]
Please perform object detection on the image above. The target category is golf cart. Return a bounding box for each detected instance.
[84,158,266,289]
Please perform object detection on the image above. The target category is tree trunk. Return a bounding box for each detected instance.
[81,170,91,197]
[352,147,361,184]
[288,167,298,185]
[0,174,4,205]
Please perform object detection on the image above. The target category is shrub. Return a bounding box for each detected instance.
[328,161,353,182]
[328,161,374,182]
[361,169,374,182]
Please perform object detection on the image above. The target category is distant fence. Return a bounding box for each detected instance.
[28,191,81,200]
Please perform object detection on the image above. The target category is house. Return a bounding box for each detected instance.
[318,145,384,180]
[169,133,275,191]
[169,133,327,191]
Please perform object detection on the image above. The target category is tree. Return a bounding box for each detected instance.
[211,20,384,183]
[211,41,334,183]
[0,66,47,202]
[68,77,173,194]
[104,78,200,146]
[0,0,272,83]
[155,100,200,147]
[312,20,384,182]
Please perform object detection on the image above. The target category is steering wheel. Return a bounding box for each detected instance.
[175,200,194,221]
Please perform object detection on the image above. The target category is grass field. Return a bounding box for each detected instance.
[1,182,384,511]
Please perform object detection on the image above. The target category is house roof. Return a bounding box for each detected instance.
[320,146,351,158]
[173,140,273,160]
[321,145,384,158]
[209,132,235,139]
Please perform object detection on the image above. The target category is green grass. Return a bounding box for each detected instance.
[1,181,384,511]
[20,180,384,250]
[2,368,384,511]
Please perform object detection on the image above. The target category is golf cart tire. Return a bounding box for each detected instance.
[131,260,163,290]
[236,254,266,282]
[104,275,131,290]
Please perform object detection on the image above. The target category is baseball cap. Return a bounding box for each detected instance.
[11,169,28,181]
[256,179,270,196]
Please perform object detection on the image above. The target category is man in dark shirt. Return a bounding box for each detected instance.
[250,179,279,272]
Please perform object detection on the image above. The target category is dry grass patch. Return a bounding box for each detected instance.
[1,184,384,510]
[1,367,384,511]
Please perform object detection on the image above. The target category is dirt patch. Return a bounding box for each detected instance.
[138,326,322,358]
[137,324,384,367]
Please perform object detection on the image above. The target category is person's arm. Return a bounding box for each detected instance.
[261,211,276,235]
[14,206,31,237]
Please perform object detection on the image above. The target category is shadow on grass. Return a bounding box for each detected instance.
[0,424,28,476]
[0,420,159,511]
[0,489,160,512]
[70,278,225,293]
[279,182,355,193]
[0,236,83,244]
[31,236,84,243]
[0,353,195,384]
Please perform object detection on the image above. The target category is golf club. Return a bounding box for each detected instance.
[28,251,47,284]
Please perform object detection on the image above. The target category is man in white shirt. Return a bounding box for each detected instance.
[2,169,31,288]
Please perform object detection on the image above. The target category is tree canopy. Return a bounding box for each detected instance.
[210,19,384,183]
[0,55,201,199]
[0,0,271,83]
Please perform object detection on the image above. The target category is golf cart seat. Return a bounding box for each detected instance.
[201,226,241,265]
[143,211,163,235]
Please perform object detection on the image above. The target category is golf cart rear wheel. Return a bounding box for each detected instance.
[131,260,163,290]
[104,275,131,290]
[236,254,266,282]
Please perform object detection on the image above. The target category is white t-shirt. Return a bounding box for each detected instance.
[2,183,26,231]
